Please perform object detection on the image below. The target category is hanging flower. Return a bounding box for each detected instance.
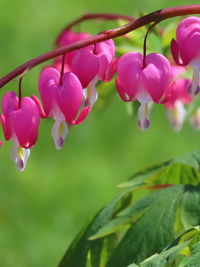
[55,30,116,107]
[165,79,192,131]
[171,16,200,96]
[0,92,40,171]
[55,30,91,73]
[116,52,172,130]
[38,67,90,150]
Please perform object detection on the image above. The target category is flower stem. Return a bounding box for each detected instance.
[0,5,200,89]
[56,13,135,45]
[59,54,66,86]
[18,77,23,108]
[142,21,159,69]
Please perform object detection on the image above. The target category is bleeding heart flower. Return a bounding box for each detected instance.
[0,92,40,171]
[55,30,91,73]
[38,67,90,150]
[116,52,172,130]
[171,16,200,96]
[165,79,192,131]
[55,30,116,107]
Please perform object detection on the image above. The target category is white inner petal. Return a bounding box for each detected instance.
[188,67,200,96]
[51,119,68,150]
[84,77,99,107]
[11,138,30,171]
[167,100,186,132]
[138,101,153,131]
[189,56,200,96]
[135,86,152,104]
[190,107,200,130]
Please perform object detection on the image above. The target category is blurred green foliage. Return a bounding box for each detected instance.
[0,0,200,266]
[59,152,200,267]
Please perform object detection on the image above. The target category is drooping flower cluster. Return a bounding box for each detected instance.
[1,16,200,170]
[55,30,116,106]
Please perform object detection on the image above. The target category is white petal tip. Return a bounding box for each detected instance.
[12,144,30,171]
[138,119,150,131]
[137,102,152,131]
[167,101,186,132]
[55,136,64,150]
[190,109,200,131]
[188,67,200,96]
[187,84,200,96]
[17,159,25,171]
[51,120,68,150]
[84,82,98,107]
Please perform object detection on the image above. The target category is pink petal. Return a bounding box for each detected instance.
[72,106,91,125]
[55,31,91,72]
[72,46,100,88]
[31,95,46,118]
[2,91,18,119]
[105,57,119,82]
[94,39,115,80]
[171,65,186,80]
[170,39,185,66]
[165,79,192,109]
[57,72,83,124]
[176,17,200,65]
[38,67,60,117]
[116,78,133,102]
[11,97,40,148]
[57,30,90,47]
[2,91,19,139]
[95,39,115,63]
[0,114,10,140]
[143,53,172,103]
[117,52,142,100]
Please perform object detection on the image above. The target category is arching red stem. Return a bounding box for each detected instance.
[0,5,200,88]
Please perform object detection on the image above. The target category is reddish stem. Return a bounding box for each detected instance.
[0,5,200,89]
[142,21,159,68]
[18,77,23,108]
[65,13,135,29]
[59,53,66,86]
[56,13,135,45]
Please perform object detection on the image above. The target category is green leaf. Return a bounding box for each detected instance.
[181,185,200,229]
[127,264,139,267]
[105,185,184,267]
[139,242,189,267]
[154,163,200,185]
[120,151,200,188]
[58,189,132,267]
[118,160,171,188]
[90,235,117,267]
[141,255,167,267]
[166,227,200,249]
[59,152,200,267]
[90,185,183,241]
[179,242,200,266]
[174,151,200,169]
[89,216,131,240]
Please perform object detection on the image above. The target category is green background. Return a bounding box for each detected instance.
[0,0,199,266]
